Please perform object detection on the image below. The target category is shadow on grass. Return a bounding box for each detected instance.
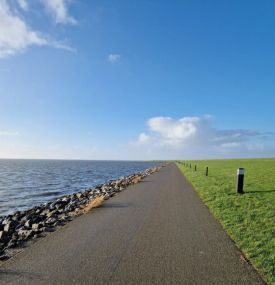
[228,189,275,195]
[245,189,275,194]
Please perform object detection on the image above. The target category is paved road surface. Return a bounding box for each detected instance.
[0,163,265,284]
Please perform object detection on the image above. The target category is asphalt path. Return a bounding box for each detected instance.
[0,163,265,284]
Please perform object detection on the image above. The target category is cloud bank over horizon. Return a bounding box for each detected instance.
[130,115,274,160]
[1,115,273,161]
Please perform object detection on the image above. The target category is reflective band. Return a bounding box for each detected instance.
[237,168,245,175]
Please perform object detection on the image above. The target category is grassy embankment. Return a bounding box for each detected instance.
[177,158,275,285]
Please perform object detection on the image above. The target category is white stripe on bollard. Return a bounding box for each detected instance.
[237,168,245,175]
[236,168,245,194]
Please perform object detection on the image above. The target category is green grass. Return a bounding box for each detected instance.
[177,158,275,285]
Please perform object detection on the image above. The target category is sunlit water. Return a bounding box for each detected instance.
[0,160,159,217]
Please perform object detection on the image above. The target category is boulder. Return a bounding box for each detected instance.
[76,193,83,199]
[45,218,57,225]
[0,231,11,244]
[31,223,43,230]
[7,239,18,249]
[3,221,18,233]
[24,219,32,229]
[17,229,33,240]
[0,253,9,261]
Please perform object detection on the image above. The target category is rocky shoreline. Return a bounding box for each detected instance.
[0,165,163,261]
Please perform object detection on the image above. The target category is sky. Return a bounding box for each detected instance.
[0,0,274,160]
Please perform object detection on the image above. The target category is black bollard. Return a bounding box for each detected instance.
[206,167,208,176]
[195,165,197,171]
[190,164,191,169]
[236,168,245,194]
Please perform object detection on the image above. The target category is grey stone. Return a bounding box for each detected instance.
[1,230,8,238]
[2,218,11,225]
[53,221,63,227]
[46,211,57,218]
[41,227,54,232]
[3,223,12,233]
[0,253,9,261]
[7,239,18,249]
[31,223,43,230]
[33,234,42,239]
[24,219,32,229]
[76,193,83,199]
[103,194,110,200]
[45,218,56,225]
[32,216,43,224]
[17,229,33,240]
[41,209,50,215]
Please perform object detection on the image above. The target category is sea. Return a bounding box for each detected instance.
[0,159,159,217]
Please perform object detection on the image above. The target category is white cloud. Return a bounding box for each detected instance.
[42,0,77,25]
[0,0,75,58]
[50,39,76,53]
[131,115,274,159]
[108,53,121,63]
[135,116,213,147]
[146,116,199,145]
[0,0,47,58]
[17,0,28,11]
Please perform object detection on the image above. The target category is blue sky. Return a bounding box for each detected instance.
[0,0,274,160]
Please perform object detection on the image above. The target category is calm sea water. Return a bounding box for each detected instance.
[0,160,159,217]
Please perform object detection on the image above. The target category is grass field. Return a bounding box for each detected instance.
[177,158,275,285]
